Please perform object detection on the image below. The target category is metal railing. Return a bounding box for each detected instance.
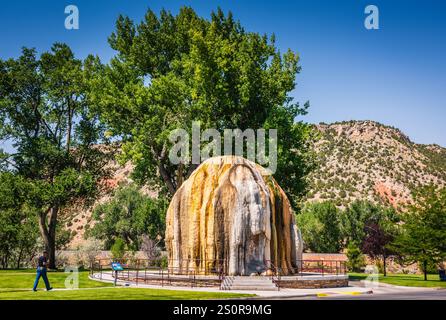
[90,258,346,290]
[90,258,225,288]
[293,259,347,276]
[265,260,281,291]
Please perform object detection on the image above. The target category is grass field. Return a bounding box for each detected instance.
[0,270,254,300]
[349,272,446,288]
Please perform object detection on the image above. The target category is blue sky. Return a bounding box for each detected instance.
[0,0,445,146]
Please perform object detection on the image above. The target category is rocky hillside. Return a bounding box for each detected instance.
[304,120,446,209]
[64,120,446,248]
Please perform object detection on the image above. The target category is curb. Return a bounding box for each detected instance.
[237,290,374,300]
[358,279,443,290]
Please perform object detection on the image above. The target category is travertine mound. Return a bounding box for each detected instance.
[165,156,303,275]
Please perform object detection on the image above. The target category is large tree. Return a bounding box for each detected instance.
[87,7,315,204]
[0,45,110,268]
[392,186,446,280]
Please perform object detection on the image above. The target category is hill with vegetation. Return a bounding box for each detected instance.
[304,120,446,209]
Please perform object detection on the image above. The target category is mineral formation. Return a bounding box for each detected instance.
[165,156,303,275]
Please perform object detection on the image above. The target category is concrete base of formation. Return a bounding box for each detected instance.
[278,275,349,289]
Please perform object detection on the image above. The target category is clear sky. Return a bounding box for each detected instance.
[0,0,445,146]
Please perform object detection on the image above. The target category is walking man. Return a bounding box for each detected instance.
[32,250,53,291]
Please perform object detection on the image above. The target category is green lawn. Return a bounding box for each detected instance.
[0,269,112,291]
[349,272,446,288]
[0,270,254,300]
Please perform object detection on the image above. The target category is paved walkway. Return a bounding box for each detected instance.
[89,272,371,298]
[287,281,446,300]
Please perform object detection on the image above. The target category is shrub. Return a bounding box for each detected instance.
[346,242,366,272]
[111,238,126,260]
[154,255,168,269]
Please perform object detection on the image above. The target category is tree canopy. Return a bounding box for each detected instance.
[0,172,39,268]
[0,44,110,268]
[87,185,168,250]
[296,201,343,253]
[297,200,399,256]
[340,200,395,245]
[86,7,315,204]
[361,220,398,276]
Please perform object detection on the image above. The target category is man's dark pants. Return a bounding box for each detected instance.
[33,267,51,291]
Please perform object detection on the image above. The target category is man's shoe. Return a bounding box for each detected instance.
[47,287,53,291]
[33,289,37,292]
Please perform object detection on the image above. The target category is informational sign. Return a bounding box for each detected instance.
[111,262,124,271]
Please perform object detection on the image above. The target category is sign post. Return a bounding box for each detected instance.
[111,262,124,286]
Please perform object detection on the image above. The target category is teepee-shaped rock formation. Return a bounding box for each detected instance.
[165,156,303,276]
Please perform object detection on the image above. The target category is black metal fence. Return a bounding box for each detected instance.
[90,258,226,288]
[90,258,347,289]
[294,259,347,276]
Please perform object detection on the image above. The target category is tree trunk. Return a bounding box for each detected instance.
[177,163,184,189]
[158,162,176,195]
[66,99,73,152]
[423,260,427,281]
[16,247,24,269]
[383,254,387,277]
[186,164,198,179]
[38,206,59,269]
[1,255,8,269]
